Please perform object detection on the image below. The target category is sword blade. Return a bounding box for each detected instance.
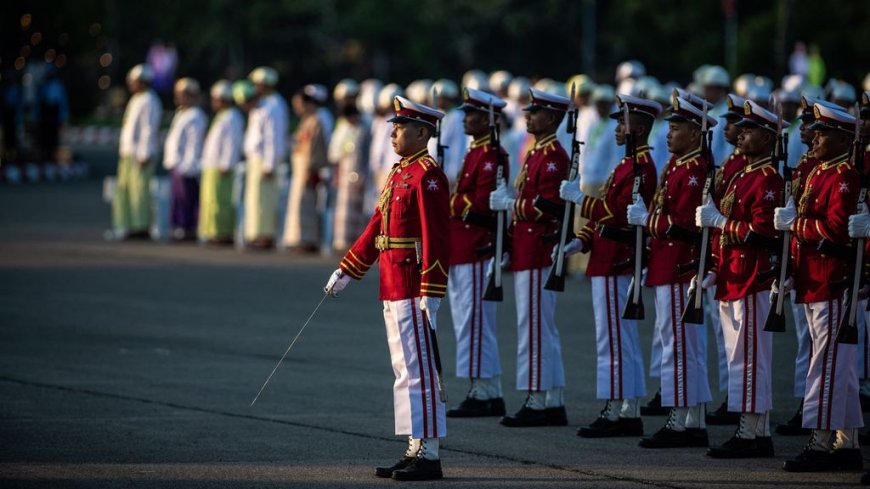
[250,291,330,407]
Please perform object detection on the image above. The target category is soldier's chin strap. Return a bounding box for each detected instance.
[250,291,331,407]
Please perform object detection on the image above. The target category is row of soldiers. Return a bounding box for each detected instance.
[321,68,870,482]
[111,59,868,252]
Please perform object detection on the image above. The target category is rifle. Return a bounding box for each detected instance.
[836,102,866,344]
[433,88,448,169]
[622,100,645,319]
[681,99,714,324]
[482,101,506,301]
[544,83,581,291]
[764,99,790,332]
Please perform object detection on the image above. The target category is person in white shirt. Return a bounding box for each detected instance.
[113,64,162,240]
[329,79,370,253]
[163,78,207,241]
[249,67,289,157]
[427,79,467,185]
[579,85,618,197]
[199,80,244,245]
[236,80,281,249]
[699,65,732,164]
[284,85,330,252]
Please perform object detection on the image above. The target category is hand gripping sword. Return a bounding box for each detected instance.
[545,83,582,292]
[681,96,714,324]
[837,102,866,344]
[482,100,506,301]
[415,242,448,402]
[622,97,645,319]
[764,97,790,332]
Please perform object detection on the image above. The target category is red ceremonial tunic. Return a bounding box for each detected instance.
[575,145,657,277]
[509,133,569,272]
[644,148,709,286]
[791,153,858,304]
[340,148,451,300]
[448,134,509,265]
[787,153,818,269]
[713,156,784,300]
[710,150,748,273]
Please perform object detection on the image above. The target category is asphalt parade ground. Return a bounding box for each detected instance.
[1,178,868,488]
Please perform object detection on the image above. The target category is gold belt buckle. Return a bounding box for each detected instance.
[375,235,387,251]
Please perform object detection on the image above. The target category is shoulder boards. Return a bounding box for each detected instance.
[417,156,436,170]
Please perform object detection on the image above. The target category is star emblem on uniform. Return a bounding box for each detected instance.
[688,176,699,187]
[839,182,850,193]
[764,190,775,201]
[483,161,494,171]
[427,179,439,191]
[546,162,557,172]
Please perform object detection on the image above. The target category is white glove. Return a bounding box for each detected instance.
[848,209,870,238]
[420,296,441,331]
[700,271,717,289]
[696,202,727,229]
[500,252,511,269]
[687,275,698,299]
[626,195,649,226]
[770,276,795,297]
[559,178,584,204]
[489,178,515,211]
[773,198,797,231]
[324,268,350,297]
[551,238,585,261]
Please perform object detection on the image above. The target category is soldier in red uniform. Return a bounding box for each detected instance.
[559,95,660,437]
[696,100,784,458]
[776,103,863,472]
[847,90,870,486]
[855,91,870,415]
[705,93,749,426]
[489,87,569,427]
[626,95,714,448]
[445,88,509,418]
[324,96,449,481]
[775,95,831,437]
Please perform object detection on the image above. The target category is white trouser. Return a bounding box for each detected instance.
[791,289,812,398]
[654,283,712,407]
[383,298,447,438]
[514,267,565,391]
[802,297,863,430]
[719,291,773,414]
[706,286,728,393]
[591,275,646,400]
[649,313,663,379]
[448,260,501,379]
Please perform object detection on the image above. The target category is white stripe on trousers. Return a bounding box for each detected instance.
[591,275,646,400]
[448,260,501,379]
[719,291,773,413]
[791,289,813,398]
[515,267,565,391]
[383,298,447,438]
[654,283,712,407]
[802,298,863,430]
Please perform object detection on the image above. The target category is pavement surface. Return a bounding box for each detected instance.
[1,177,868,488]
